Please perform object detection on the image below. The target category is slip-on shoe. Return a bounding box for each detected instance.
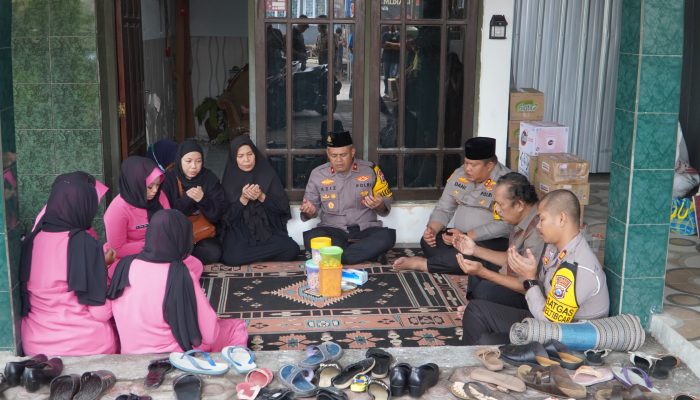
[331,358,376,389]
[389,363,412,397]
[499,342,560,367]
[317,386,348,400]
[4,354,48,386]
[48,374,81,400]
[366,348,393,379]
[173,373,202,400]
[144,358,173,389]
[408,363,439,398]
[0,373,7,393]
[22,357,63,392]
[368,379,391,400]
[256,388,295,400]
[543,340,584,370]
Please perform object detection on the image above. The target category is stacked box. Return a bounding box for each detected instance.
[533,153,590,206]
[517,121,569,180]
[508,88,544,169]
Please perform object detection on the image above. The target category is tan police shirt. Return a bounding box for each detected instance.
[302,159,393,231]
[505,205,545,276]
[429,163,511,240]
[525,233,610,321]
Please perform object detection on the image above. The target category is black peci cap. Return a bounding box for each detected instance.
[464,137,496,160]
[326,131,353,147]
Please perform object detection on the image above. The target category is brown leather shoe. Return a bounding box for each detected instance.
[517,364,587,399]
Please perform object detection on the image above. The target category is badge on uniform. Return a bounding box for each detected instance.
[484,179,495,191]
[372,165,393,198]
[328,202,335,209]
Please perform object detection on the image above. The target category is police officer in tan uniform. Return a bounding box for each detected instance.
[301,131,396,264]
[393,137,511,278]
[452,172,545,309]
[462,189,610,345]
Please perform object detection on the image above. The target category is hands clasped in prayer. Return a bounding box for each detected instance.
[239,184,265,205]
[185,186,204,203]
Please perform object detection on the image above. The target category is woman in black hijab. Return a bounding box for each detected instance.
[20,178,118,356]
[162,140,226,264]
[108,209,247,353]
[220,135,299,265]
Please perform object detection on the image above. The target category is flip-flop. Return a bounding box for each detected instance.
[73,370,116,400]
[629,351,658,373]
[221,346,256,374]
[469,367,526,392]
[279,364,317,398]
[317,362,342,388]
[543,339,584,370]
[584,349,610,366]
[169,350,229,376]
[144,358,173,389]
[299,342,343,369]
[450,381,518,400]
[570,365,613,386]
[474,347,504,371]
[611,366,658,393]
[650,354,680,379]
[594,384,669,400]
[246,368,274,387]
[173,374,202,400]
[48,374,80,400]
[236,381,262,400]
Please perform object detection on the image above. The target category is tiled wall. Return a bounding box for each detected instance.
[11,0,105,236]
[1,0,22,352]
[605,0,683,327]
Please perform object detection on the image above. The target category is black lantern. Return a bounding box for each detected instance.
[489,15,508,39]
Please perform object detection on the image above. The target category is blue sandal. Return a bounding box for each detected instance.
[222,346,256,373]
[299,342,343,369]
[279,364,318,397]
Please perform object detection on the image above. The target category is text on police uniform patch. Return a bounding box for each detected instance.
[544,261,579,323]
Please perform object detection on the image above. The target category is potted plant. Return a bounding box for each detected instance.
[195,97,227,141]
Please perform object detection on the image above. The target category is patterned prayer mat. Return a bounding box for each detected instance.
[201,248,468,350]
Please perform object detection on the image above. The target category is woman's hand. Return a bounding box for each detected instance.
[104,247,116,266]
[186,186,204,202]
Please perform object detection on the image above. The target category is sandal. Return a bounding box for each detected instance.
[173,374,202,400]
[611,366,658,393]
[144,358,173,389]
[349,374,369,392]
[73,370,116,400]
[543,339,584,370]
[594,384,670,400]
[236,367,274,400]
[367,379,391,400]
[299,342,343,369]
[517,364,587,399]
[48,374,81,400]
[317,362,342,388]
[169,350,229,376]
[469,367,526,392]
[278,364,318,397]
[629,352,658,373]
[317,387,348,400]
[222,346,256,374]
[450,381,518,400]
[584,349,610,366]
[650,354,680,379]
[571,365,613,386]
[475,347,504,371]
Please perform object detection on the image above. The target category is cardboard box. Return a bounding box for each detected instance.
[535,177,590,205]
[536,153,589,184]
[519,121,569,155]
[507,147,519,170]
[508,120,521,148]
[518,152,538,183]
[509,88,545,121]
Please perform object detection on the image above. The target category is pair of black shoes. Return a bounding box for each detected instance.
[389,363,439,398]
[4,354,64,392]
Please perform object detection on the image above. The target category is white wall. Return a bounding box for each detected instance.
[189,0,248,37]
[476,0,515,162]
[287,203,435,246]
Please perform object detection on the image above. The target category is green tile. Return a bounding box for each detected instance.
[629,169,674,224]
[604,216,625,277]
[13,84,51,129]
[0,48,12,110]
[0,234,8,292]
[624,224,668,278]
[637,55,682,113]
[605,269,622,316]
[0,291,13,348]
[11,37,49,83]
[51,84,99,129]
[50,36,98,83]
[91,217,104,241]
[1,108,16,156]
[17,173,53,221]
[620,277,665,327]
[54,130,102,174]
[3,165,20,232]
[49,0,95,36]
[11,0,49,37]
[612,109,634,167]
[615,54,639,112]
[0,0,10,47]
[619,0,641,54]
[6,225,21,287]
[607,162,630,222]
[641,0,683,55]
[16,129,54,174]
[633,113,678,170]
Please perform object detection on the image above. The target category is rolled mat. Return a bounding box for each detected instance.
[509,314,645,351]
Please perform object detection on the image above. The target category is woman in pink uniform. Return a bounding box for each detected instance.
[108,209,248,354]
[20,178,117,356]
[104,156,171,276]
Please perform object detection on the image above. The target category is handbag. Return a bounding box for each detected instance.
[670,197,697,236]
[177,178,216,243]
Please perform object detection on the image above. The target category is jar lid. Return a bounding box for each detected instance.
[319,245,344,256]
[310,236,332,249]
[305,259,319,269]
